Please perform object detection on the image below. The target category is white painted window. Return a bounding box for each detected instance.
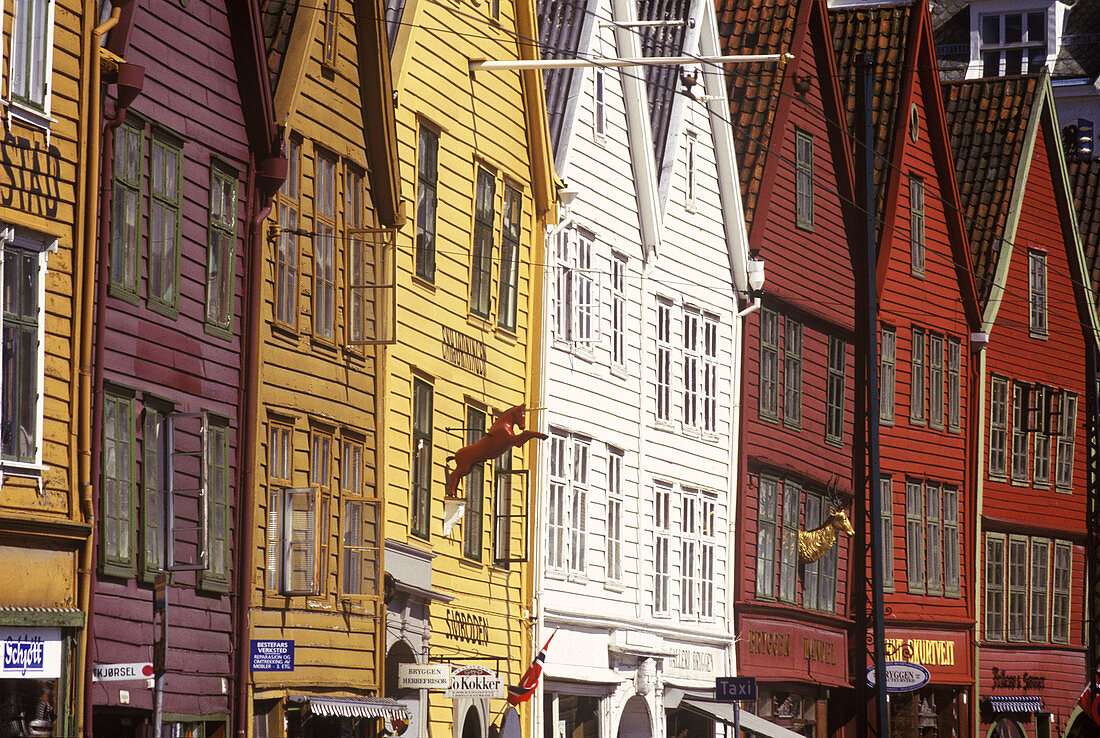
[607,448,623,584]
[611,253,626,369]
[655,481,672,614]
[553,226,599,346]
[700,495,715,618]
[756,476,777,599]
[1028,250,1047,336]
[594,66,606,139]
[1011,383,1029,483]
[656,299,673,423]
[783,318,802,429]
[702,314,719,433]
[268,486,321,596]
[980,11,1047,77]
[547,431,568,573]
[9,0,56,120]
[569,436,589,576]
[683,307,700,430]
[1055,393,1076,489]
[574,230,596,343]
[547,429,589,578]
[680,489,697,617]
[990,376,1008,478]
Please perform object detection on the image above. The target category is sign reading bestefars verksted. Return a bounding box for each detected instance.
[250,640,295,671]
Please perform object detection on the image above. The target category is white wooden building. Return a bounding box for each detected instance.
[532,0,759,735]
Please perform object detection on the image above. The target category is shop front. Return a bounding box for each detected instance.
[878,627,973,738]
[0,619,80,738]
[979,650,1084,738]
[736,616,850,738]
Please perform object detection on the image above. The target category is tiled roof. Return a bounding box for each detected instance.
[538,0,589,159]
[717,0,797,231]
[928,0,968,81]
[830,3,912,236]
[260,0,298,89]
[1068,156,1100,300]
[942,75,1037,309]
[1056,0,1100,82]
[637,0,691,176]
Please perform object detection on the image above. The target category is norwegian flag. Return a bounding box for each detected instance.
[1079,671,1100,724]
[507,631,556,706]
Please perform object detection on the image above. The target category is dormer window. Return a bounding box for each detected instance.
[980,11,1047,76]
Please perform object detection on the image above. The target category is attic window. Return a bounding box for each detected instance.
[909,104,919,143]
[979,11,1047,76]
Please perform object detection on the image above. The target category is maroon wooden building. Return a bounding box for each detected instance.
[945,73,1100,737]
[721,0,861,733]
[831,2,984,735]
[88,2,280,736]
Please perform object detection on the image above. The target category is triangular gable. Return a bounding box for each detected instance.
[638,0,692,188]
[228,1,281,164]
[538,0,599,173]
[1069,157,1100,308]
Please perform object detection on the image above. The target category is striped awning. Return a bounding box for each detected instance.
[986,696,1044,713]
[304,696,410,720]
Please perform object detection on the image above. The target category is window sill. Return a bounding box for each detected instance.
[204,321,233,342]
[108,283,141,306]
[604,581,625,594]
[567,572,588,584]
[545,569,567,581]
[8,102,53,137]
[0,461,48,478]
[610,364,628,380]
[1054,485,1073,495]
[701,431,720,444]
[412,273,437,291]
[148,298,180,321]
[654,420,677,433]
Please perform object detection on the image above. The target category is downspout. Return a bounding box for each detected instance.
[77,8,123,737]
[970,334,988,738]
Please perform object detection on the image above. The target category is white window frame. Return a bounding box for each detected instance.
[978,10,1048,77]
[610,252,627,372]
[269,486,322,597]
[552,226,600,350]
[699,493,716,619]
[1055,393,1076,490]
[8,0,57,128]
[656,298,673,424]
[683,307,701,432]
[606,447,624,587]
[680,488,697,618]
[1011,383,1029,483]
[594,65,607,141]
[654,480,672,615]
[989,376,1008,478]
[1028,250,1048,337]
[568,435,589,578]
[547,430,568,575]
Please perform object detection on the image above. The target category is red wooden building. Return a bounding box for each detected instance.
[945,73,1100,738]
[721,0,861,734]
[88,2,280,737]
[831,2,984,735]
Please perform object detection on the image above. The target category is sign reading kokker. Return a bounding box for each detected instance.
[446,666,505,699]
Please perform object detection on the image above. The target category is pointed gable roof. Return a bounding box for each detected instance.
[718,0,796,230]
[637,0,691,175]
[538,0,593,166]
[260,0,300,92]
[942,75,1037,308]
[1069,157,1100,305]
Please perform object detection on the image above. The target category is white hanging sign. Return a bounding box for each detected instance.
[0,627,62,679]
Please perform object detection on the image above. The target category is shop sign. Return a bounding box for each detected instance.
[877,629,971,683]
[866,662,931,693]
[445,665,505,699]
[737,617,848,685]
[0,627,61,679]
[250,640,294,672]
[665,647,719,679]
[93,663,155,682]
[990,667,1046,691]
[399,662,450,690]
[443,608,490,646]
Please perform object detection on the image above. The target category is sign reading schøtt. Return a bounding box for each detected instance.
[93,663,155,682]
[445,666,505,699]
[399,662,450,690]
[250,640,294,672]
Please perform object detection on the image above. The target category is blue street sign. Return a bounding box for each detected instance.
[250,640,294,672]
[716,676,757,702]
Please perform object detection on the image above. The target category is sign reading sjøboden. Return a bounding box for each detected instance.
[0,627,62,679]
[250,640,294,672]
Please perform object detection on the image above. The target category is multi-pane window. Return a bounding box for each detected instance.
[980,12,1047,77]
[1052,541,1071,643]
[699,495,715,618]
[1007,536,1028,641]
[554,229,572,341]
[322,1,338,65]
[655,481,672,614]
[103,391,136,575]
[947,337,961,431]
[280,486,320,595]
[1011,384,1029,482]
[492,449,513,565]
[929,333,943,428]
[910,175,925,276]
[795,130,813,229]
[314,151,337,340]
[149,132,182,312]
[463,407,486,561]
[206,166,238,331]
[702,315,719,433]
[1028,250,1047,336]
[685,132,697,210]
[880,327,896,423]
[779,481,800,604]
[906,480,925,593]
[1029,538,1049,642]
[990,376,1008,478]
[1055,393,1076,489]
[341,438,380,598]
[756,476,777,599]
[345,165,372,344]
[1034,386,1051,486]
[553,227,598,345]
[203,420,231,591]
[547,432,567,572]
[11,0,54,112]
[607,448,624,584]
[656,300,672,422]
[275,137,301,328]
[944,486,960,595]
[574,231,595,342]
[681,490,697,617]
[2,243,44,464]
[470,167,495,317]
[111,123,142,296]
[594,67,606,139]
[142,406,168,576]
[266,421,292,591]
[986,534,1006,641]
[783,319,802,429]
[803,493,838,613]
[881,477,894,589]
[569,437,589,575]
[911,328,925,423]
[826,336,845,445]
[683,308,700,430]
[415,125,439,281]
[411,379,433,539]
[497,184,521,331]
[760,309,779,420]
[611,254,626,368]
[925,483,943,595]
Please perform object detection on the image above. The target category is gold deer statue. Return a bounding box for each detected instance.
[798,508,855,564]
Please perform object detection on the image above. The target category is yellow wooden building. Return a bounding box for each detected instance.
[246,1,406,735]
[383,0,555,733]
[0,1,96,736]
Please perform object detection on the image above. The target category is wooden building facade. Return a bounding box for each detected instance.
[945,73,1099,738]
[721,0,861,735]
[88,2,279,737]
[0,0,91,736]
[247,1,404,736]
[382,0,555,731]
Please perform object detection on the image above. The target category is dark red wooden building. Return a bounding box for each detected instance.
[88,2,279,736]
[946,73,1100,738]
[832,2,984,735]
[721,0,861,734]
